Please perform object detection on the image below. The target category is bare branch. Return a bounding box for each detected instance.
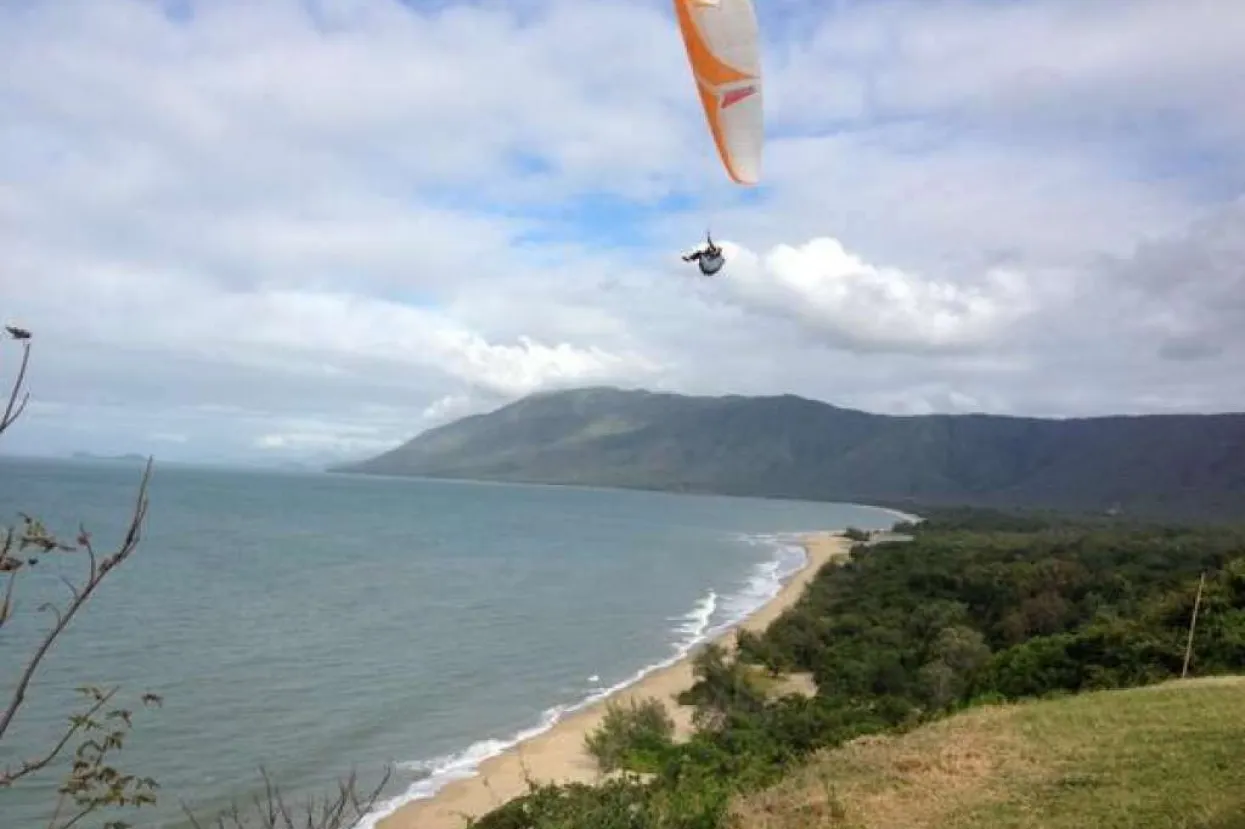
[0,327,161,829]
[178,766,392,829]
[45,790,71,829]
[0,565,15,629]
[0,457,153,746]
[53,800,99,829]
[0,686,117,787]
[3,328,394,829]
[0,336,32,435]
[79,526,98,581]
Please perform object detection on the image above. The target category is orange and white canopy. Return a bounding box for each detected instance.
[672,0,764,186]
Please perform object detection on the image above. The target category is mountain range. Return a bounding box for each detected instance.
[330,387,1245,523]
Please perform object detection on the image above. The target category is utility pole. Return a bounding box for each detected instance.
[1181,571,1207,680]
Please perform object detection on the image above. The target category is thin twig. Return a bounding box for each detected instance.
[0,563,16,628]
[3,328,395,829]
[0,458,153,746]
[178,766,391,829]
[0,687,117,787]
[54,802,99,829]
[0,339,31,434]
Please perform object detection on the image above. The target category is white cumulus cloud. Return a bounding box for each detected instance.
[716,237,1033,353]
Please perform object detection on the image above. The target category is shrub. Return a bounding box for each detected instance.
[584,697,677,773]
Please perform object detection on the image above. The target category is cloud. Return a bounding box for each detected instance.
[253,417,402,455]
[2,0,1244,461]
[1096,196,1245,363]
[150,432,190,444]
[714,237,1032,353]
[421,394,479,425]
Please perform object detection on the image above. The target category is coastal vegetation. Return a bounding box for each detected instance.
[584,698,677,775]
[471,506,1245,828]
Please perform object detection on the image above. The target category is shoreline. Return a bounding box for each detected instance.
[373,529,855,829]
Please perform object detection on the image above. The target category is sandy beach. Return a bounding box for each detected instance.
[376,529,853,829]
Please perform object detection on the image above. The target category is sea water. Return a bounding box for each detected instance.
[0,457,906,828]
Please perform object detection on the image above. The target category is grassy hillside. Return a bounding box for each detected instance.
[465,508,1245,829]
[733,677,1245,829]
[332,387,1245,523]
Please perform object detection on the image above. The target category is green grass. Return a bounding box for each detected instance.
[731,676,1245,829]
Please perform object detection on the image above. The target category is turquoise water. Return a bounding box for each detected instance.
[0,457,906,829]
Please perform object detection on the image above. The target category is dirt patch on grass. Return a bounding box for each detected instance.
[770,671,818,698]
[730,704,1042,829]
[733,678,1245,829]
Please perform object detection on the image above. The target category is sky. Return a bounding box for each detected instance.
[2,0,1244,465]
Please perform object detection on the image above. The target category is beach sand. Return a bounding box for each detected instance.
[376,529,853,829]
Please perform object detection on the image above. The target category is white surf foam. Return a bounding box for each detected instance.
[708,533,808,637]
[350,532,809,829]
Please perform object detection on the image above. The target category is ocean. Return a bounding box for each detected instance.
[0,457,906,829]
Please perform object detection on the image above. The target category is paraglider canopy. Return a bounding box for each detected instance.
[672,0,764,186]
[670,0,761,277]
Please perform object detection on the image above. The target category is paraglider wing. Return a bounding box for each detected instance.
[673,0,763,185]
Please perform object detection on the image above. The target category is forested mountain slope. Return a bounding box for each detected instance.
[334,387,1245,522]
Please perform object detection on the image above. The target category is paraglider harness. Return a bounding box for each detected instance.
[682,233,726,276]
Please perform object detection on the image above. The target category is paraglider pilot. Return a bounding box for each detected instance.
[682,232,726,276]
